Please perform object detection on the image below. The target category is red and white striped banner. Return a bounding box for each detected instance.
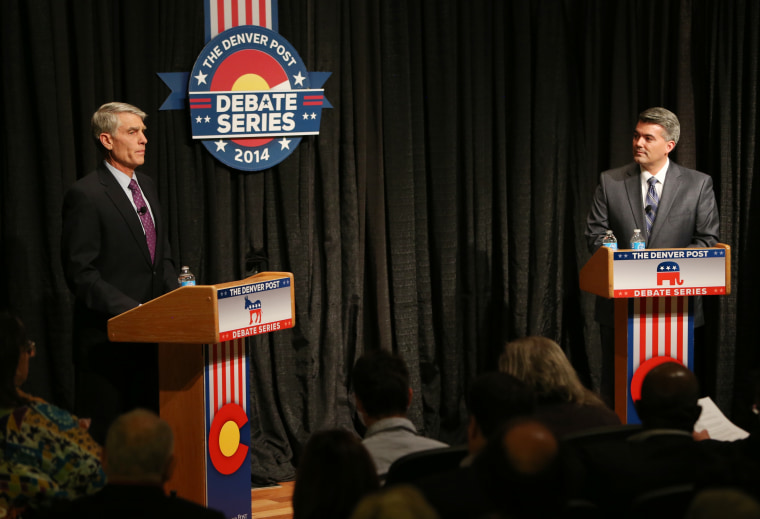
[205,0,278,42]
[629,296,693,372]
[205,339,248,423]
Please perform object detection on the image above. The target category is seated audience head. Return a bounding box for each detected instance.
[473,418,563,518]
[293,429,380,519]
[686,488,760,519]
[0,310,33,408]
[499,336,604,406]
[466,372,535,454]
[103,409,174,485]
[352,349,411,425]
[635,361,701,431]
[350,484,439,519]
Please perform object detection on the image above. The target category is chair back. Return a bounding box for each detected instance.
[561,424,642,450]
[628,484,695,519]
[384,445,469,487]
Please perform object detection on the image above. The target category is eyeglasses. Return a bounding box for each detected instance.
[25,340,36,357]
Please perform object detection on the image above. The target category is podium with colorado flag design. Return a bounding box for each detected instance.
[580,244,730,424]
[108,271,295,518]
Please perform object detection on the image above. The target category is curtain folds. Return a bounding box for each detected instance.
[1,0,758,482]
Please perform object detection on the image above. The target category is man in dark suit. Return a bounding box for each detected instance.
[61,102,177,442]
[570,362,755,512]
[585,107,720,401]
[43,409,225,519]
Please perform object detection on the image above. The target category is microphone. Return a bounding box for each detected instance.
[645,205,652,214]
[137,206,148,216]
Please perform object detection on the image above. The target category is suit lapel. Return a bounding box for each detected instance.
[98,166,153,265]
[624,165,646,234]
[649,162,683,245]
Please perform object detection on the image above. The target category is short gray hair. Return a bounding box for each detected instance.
[91,102,147,143]
[638,107,680,145]
[105,409,174,483]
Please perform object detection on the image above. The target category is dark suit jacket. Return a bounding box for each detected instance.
[569,429,756,510]
[585,161,719,325]
[61,163,176,340]
[60,164,177,440]
[41,484,226,519]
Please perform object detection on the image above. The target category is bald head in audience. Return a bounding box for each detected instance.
[635,361,701,431]
[103,409,175,485]
[473,419,564,518]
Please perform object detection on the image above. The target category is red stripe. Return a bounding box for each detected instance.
[639,298,647,365]
[190,104,212,109]
[238,340,244,407]
[222,343,228,407]
[246,0,253,25]
[304,96,323,100]
[231,0,239,26]
[217,0,226,35]
[651,298,659,357]
[259,0,267,26]
[212,344,219,415]
[664,297,672,357]
[676,297,684,363]
[303,101,323,106]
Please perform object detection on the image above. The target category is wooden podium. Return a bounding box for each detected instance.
[580,245,730,423]
[108,272,295,518]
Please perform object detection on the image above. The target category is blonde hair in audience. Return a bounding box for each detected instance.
[499,336,604,407]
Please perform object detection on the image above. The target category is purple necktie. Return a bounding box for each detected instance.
[128,179,157,262]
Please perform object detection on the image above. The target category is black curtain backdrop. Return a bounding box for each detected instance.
[1,0,758,483]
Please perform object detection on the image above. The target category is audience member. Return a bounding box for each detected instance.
[416,418,564,519]
[292,429,380,519]
[352,349,447,479]
[571,362,755,511]
[499,336,619,437]
[44,408,224,518]
[0,311,105,515]
[474,418,565,519]
[686,488,760,519]
[464,371,535,463]
[351,485,439,519]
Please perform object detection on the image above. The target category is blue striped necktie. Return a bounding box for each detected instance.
[645,177,659,235]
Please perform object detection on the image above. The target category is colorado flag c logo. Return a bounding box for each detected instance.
[208,402,249,475]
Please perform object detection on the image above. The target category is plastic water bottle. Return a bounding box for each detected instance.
[601,230,618,250]
[178,266,196,287]
[630,229,646,250]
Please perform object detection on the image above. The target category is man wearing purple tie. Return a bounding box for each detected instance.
[61,102,177,443]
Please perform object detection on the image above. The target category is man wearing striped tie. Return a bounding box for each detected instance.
[584,107,720,404]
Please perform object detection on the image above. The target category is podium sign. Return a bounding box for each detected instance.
[611,248,727,297]
[580,245,730,423]
[217,276,294,340]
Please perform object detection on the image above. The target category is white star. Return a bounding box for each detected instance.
[279,138,292,150]
[195,116,202,123]
[302,112,310,120]
[195,71,208,85]
[215,140,227,152]
[204,116,211,123]
[293,71,305,86]
[310,112,317,120]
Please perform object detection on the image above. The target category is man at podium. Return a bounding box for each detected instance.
[584,107,720,403]
[61,102,177,443]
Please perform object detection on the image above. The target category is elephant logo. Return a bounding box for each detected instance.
[656,261,684,286]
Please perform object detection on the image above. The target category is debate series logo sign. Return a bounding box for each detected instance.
[189,25,331,171]
[159,1,331,172]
